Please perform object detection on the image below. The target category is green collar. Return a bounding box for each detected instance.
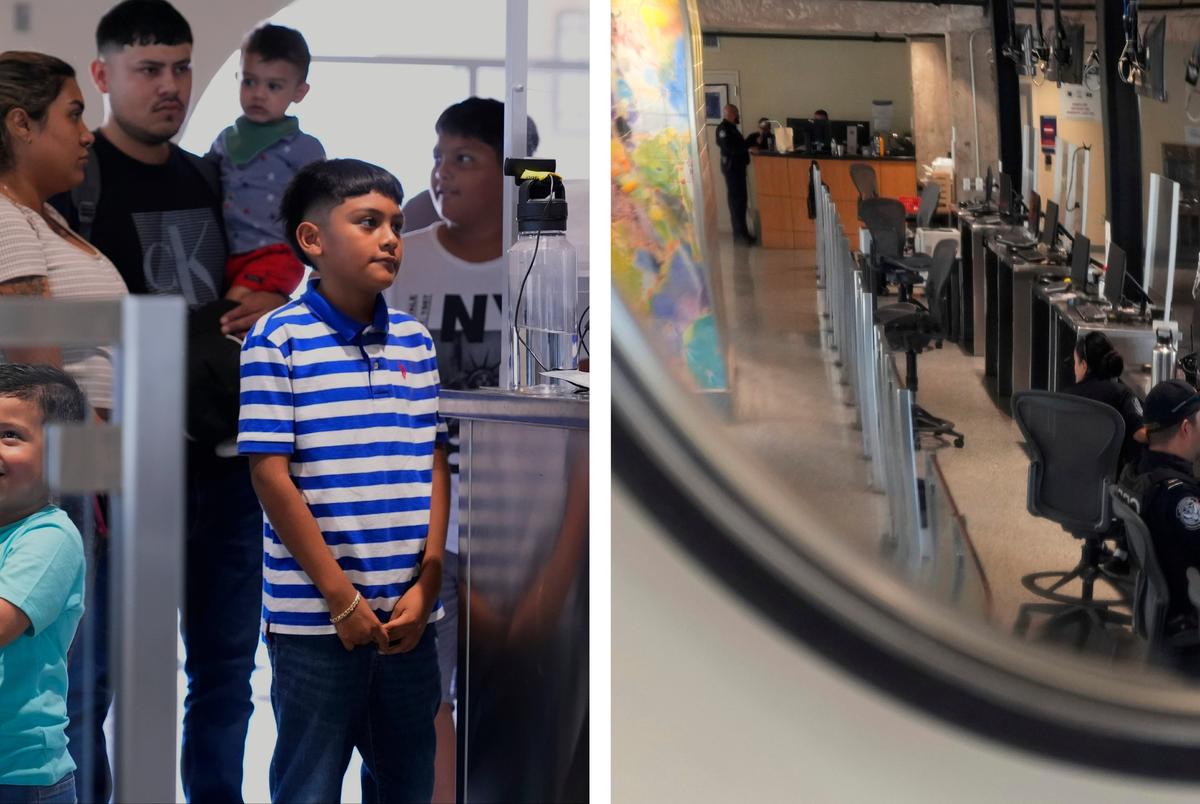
[221,115,300,166]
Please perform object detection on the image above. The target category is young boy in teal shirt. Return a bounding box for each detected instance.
[0,365,87,802]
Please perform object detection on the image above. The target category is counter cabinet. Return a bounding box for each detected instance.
[751,154,917,249]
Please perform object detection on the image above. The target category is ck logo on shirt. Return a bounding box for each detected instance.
[132,208,225,307]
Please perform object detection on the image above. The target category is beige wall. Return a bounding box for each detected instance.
[1025,75,1108,246]
[702,35,914,233]
[909,36,950,169]
[946,29,999,184]
[702,36,914,132]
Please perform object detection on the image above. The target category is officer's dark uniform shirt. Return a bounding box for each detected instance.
[1065,375,1143,470]
[1120,449,1200,623]
[715,120,749,176]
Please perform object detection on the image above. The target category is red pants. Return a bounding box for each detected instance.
[225,243,305,296]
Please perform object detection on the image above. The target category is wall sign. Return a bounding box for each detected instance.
[1040,115,1057,154]
[1060,85,1100,121]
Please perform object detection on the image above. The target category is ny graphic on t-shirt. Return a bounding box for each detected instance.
[406,292,503,391]
[132,208,224,307]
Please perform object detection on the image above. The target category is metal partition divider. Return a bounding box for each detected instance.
[814,179,925,556]
[813,193,971,593]
[0,296,184,803]
[111,298,185,802]
[923,451,991,616]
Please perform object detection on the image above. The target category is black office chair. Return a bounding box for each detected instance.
[915,182,940,230]
[1011,391,1132,648]
[1109,487,1200,662]
[851,163,879,214]
[874,239,965,447]
[859,197,933,301]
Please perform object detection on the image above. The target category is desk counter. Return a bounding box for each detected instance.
[751,153,917,249]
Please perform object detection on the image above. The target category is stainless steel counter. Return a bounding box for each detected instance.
[443,388,589,803]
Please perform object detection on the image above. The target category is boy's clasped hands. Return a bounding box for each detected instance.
[330,581,435,654]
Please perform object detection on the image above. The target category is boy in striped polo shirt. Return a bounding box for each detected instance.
[237,159,449,803]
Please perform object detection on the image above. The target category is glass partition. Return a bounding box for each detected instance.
[1143,173,1182,322]
[615,1,1200,784]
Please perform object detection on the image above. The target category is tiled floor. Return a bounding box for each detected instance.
[710,238,1125,643]
[712,240,887,557]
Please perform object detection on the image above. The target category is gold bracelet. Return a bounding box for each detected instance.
[329,591,361,624]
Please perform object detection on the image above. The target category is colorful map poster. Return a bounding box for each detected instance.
[611,0,728,390]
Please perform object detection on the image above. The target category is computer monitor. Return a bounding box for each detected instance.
[1104,242,1127,307]
[1014,24,1036,76]
[1070,233,1091,288]
[830,120,870,147]
[998,173,1012,217]
[787,117,832,154]
[1047,24,1086,86]
[1040,200,1060,248]
[812,118,831,151]
[1135,17,1168,102]
[1027,190,1041,235]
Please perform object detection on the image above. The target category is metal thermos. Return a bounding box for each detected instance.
[1152,328,1177,386]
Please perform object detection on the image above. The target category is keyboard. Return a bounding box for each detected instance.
[1074,301,1107,322]
[996,234,1038,248]
[1016,249,1067,265]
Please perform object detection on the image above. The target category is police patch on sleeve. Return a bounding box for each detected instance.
[1177,496,1200,530]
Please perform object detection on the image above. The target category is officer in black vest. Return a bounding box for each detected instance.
[715,103,754,244]
[1117,379,1200,642]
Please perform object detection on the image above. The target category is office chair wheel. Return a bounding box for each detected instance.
[953,437,964,448]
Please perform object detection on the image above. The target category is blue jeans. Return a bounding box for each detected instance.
[180,456,264,803]
[0,773,76,804]
[267,628,440,804]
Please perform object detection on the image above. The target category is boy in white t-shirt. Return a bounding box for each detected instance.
[383,96,535,802]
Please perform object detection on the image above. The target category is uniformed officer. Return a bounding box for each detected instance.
[1117,379,1200,640]
[715,103,754,244]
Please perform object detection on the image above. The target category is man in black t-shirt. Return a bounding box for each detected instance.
[52,4,284,802]
[715,103,753,244]
[746,117,775,153]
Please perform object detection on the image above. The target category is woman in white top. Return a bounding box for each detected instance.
[0,51,126,417]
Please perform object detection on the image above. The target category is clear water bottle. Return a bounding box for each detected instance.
[507,178,577,392]
[1151,327,1177,387]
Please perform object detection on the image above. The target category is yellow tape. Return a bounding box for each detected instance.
[519,169,562,181]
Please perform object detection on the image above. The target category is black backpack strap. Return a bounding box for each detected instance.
[70,149,103,241]
[182,149,222,202]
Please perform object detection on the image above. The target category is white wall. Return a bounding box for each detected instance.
[0,0,288,131]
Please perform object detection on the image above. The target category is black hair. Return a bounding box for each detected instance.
[96,0,192,54]
[1147,414,1197,448]
[0,364,86,425]
[0,51,75,172]
[280,158,404,267]
[814,109,829,118]
[1074,331,1124,381]
[435,97,539,163]
[242,24,311,81]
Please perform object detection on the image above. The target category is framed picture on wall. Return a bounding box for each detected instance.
[704,83,728,124]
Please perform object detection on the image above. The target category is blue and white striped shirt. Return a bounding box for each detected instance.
[238,280,448,635]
